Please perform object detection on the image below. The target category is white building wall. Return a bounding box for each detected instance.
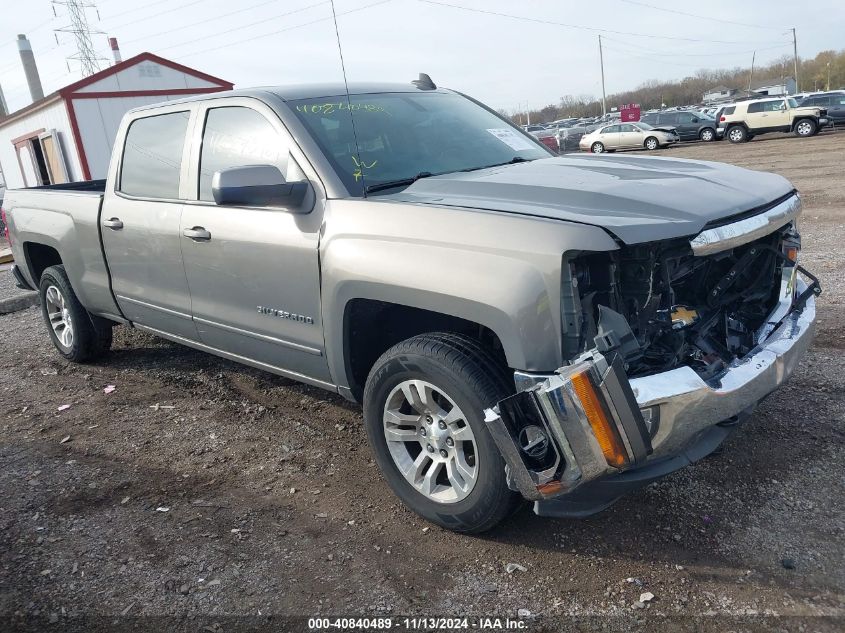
[0,99,83,190]
[74,59,220,93]
[72,93,198,179]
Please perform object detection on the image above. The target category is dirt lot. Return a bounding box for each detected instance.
[1,132,844,632]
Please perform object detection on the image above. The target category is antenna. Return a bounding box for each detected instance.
[329,0,367,196]
[53,0,108,77]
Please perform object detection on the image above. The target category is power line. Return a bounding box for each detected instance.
[121,0,288,46]
[172,0,391,60]
[601,36,791,59]
[102,0,206,33]
[614,0,785,30]
[98,0,174,22]
[155,1,330,55]
[417,0,787,44]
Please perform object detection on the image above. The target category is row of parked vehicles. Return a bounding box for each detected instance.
[525,90,843,153]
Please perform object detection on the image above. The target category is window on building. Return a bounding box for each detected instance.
[119,111,190,199]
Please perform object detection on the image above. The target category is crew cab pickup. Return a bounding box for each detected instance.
[3,79,820,533]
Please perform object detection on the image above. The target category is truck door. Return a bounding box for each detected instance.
[179,101,331,384]
[766,99,791,129]
[101,108,199,340]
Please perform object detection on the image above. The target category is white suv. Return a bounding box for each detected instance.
[718,97,829,143]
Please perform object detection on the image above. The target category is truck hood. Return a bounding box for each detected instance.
[383,155,795,244]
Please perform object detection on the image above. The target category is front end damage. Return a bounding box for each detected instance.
[485,193,821,515]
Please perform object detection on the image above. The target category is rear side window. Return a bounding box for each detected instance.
[120,111,190,199]
[746,102,765,113]
[659,113,678,124]
[198,106,288,202]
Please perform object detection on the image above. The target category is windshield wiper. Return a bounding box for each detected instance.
[461,156,531,172]
[365,172,433,194]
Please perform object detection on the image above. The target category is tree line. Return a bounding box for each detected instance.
[509,48,845,123]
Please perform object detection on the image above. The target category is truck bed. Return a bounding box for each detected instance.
[21,179,106,194]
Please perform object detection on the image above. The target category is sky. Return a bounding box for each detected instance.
[0,0,844,115]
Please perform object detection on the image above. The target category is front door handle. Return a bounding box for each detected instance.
[183,226,211,241]
[103,217,123,230]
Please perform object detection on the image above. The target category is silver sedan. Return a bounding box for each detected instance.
[579,122,680,153]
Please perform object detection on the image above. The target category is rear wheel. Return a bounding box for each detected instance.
[363,333,518,533]
[727,125,748,143]
[591,141,605,154]
[39,265,112,362]
[699,127,715,142]
[644,136,659,150]
[794,118,816,137]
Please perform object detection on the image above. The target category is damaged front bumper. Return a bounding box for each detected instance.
[485,278,818,515]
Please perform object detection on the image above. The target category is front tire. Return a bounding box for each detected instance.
[699,127,715,142]
[644,136,659,150]
[363,333,518,533]
[794,118,816,137]
[39,265,112,362]
[591,141,605,154]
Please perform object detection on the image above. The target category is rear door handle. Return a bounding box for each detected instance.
[103,217,123,230]
[183,226,211,241]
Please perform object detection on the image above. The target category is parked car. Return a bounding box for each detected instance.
[3,80,819,533]
[640,110,718,141]
[523,124,546,132]
[530,128,559,153]
[579,122,679,153]
[557,122,603,152]
[798,91,845,125]
[719,97,829,143]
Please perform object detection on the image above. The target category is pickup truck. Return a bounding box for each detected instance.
[3,78,820,533]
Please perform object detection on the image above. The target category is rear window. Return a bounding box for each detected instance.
[722,106,736,116]
[119,111,190,199]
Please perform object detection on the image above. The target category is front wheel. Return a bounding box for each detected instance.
[39,265,112,362]
[591,141,605,154]
[699,127,715,142]
[644,136,660,150]
[794,118,817,137]
[363,333,519,533]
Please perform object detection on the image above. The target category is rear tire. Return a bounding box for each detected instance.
[794,118,816,137]
[591,142,605,154]
[39,265,112,363]
[363,333,519,533]
[727,125,748,143]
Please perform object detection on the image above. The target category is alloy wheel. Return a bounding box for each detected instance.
[382,379,478,504]
[45,285,74,350]
[796,121,813,136]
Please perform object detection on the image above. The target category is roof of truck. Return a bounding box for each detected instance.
[128,82,451,112]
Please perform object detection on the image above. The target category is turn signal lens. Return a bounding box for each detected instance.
[570,369,629,468]
[784,246,798,262]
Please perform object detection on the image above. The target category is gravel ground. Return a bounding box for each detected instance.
[1,132,843,632]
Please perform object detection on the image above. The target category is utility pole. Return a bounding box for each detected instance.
[791,27,799,93]
[827,62,831,91]
[748,51,756,92]
[598,35,607,117]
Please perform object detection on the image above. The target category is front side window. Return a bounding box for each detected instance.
[120,111,190,199]
[765,100,787,111]
[290,92,549,195]
[198,107,289,202]
[678,112,696,123]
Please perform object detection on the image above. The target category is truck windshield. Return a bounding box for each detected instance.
[289,92,551,196]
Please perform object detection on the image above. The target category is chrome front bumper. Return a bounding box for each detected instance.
[491,279,817,501]
[631,279,815,459]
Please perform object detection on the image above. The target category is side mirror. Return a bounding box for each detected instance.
[212,165,310,210]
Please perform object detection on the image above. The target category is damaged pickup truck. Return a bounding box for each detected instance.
[3,77,820,533]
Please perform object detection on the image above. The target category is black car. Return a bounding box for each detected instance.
[640,110,718,141]
[799,92,845,125]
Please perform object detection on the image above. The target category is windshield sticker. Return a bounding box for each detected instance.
[296,102,390,116]
[486,128,536,151]
[351,155,378,182]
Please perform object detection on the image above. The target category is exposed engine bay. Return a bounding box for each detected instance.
[564,222,803,380]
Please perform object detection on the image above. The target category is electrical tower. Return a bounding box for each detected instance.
[53,0,108,77]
